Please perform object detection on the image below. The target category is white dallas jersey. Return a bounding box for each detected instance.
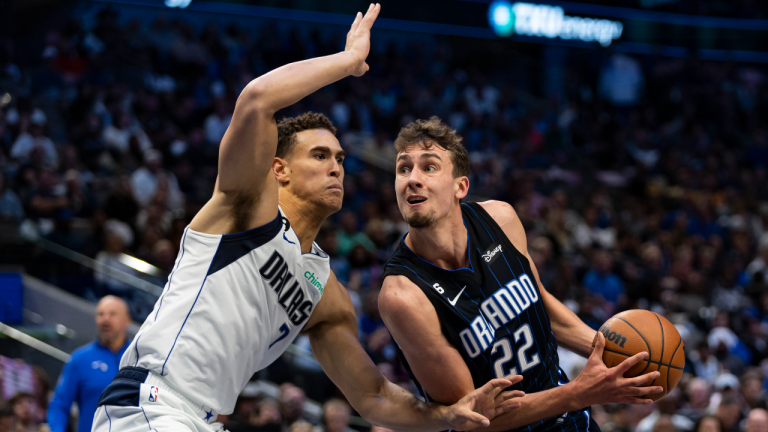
[120,209,329,414]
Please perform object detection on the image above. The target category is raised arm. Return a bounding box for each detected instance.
[305,272,521,432]
[216,5,379,195]
[190,5,380,233]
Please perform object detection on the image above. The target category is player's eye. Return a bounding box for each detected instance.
[315,154,325,160]
[426,165,437,172]
[399,166,411,174]
[336,157,344,163]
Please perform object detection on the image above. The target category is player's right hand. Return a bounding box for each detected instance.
[345,3,381,77]
[443,376,525,431]
[573,332,664,406]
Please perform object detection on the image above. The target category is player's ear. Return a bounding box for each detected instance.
[272,157,291,185]
[454,175,469,200]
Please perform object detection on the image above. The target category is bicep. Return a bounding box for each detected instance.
[379,277,475,405]
[307,273,385,403]
[216,83,277,195]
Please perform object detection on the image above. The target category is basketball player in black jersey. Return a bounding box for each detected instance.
[379,117,664,432]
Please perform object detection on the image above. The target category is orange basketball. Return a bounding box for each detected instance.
[590,310,685,401]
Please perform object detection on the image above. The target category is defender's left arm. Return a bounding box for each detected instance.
[479,201,594,358]
[305,272,520,432]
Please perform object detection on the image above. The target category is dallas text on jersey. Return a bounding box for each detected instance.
[259,250,315,325]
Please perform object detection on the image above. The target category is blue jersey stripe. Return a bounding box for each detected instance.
[161,237,221,375]
[104,406,112,432]
[155,227,189,321]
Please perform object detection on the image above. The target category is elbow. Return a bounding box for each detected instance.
[354,379,390,423]
[239,79,272,114]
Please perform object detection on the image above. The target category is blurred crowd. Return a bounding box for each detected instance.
[1,4,768,432]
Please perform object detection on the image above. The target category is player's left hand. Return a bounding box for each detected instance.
[444,375,525,431]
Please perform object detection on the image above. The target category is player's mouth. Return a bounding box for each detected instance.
[406,195,428,206]
[327,184,342,192]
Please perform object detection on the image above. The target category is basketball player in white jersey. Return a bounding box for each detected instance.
[91,5,524,432]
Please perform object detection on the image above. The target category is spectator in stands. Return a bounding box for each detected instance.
[10,109,58,167]
[746,409,768,432]
[335,211,375,257]
[290,420,314,432]
[24,167,67,223]
[693,416,721,432]
[8,392,46,432]
[47,296,131,432]
[102,173,139,225]
[94,219,135,297]
[0,171,24,223]
[0,404,14,432]
[317,399,353,432]
[714,394,742,432]
[582,250,626,311]
[130,149,184,211]
[204,96,232,145]
[278,383,306,431]
[677,378,711,422]
[101,110,151,155]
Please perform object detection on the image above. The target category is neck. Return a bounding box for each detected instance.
[279,192,327,253]
[99,334,126,353]
[405,207,468,270]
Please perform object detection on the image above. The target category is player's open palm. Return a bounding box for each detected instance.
[445,376,525,431]
[345,3,380,76]
[573,332,664,406]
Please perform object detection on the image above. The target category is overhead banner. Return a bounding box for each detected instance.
[489,1,624,46]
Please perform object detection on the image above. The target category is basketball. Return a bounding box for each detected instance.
[590,310,685,401]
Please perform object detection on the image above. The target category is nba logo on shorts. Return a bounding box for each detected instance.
[149,386,159,402]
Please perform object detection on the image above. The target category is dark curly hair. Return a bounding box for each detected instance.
[394,116,469,178]
[276,112,337,159]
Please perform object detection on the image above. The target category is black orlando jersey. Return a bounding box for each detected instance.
[383,202,597,432]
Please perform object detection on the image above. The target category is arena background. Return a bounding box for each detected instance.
[1,0,768,431]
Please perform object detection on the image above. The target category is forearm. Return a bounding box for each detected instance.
[544,292,595,358]
[484,383,583,432]
[356,380,451,432]
[47,397,72,432]
[244,51,357,114]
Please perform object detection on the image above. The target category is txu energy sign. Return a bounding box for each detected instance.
[489,1,624,46]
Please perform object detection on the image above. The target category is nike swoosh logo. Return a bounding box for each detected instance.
[448,286,466,306]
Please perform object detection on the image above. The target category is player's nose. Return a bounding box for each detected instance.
[406,170,424,189]
[329,159,341,177]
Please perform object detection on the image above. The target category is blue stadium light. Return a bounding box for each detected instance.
[165,0,192,8]
[488,1,515,37]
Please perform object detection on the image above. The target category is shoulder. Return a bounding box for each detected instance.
[379,275,429,319]
[476,200,527,243]
[68,342,97,363]
[476,200,519,223]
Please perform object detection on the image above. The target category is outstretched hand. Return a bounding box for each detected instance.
[444,376,525,431]
[345,3,381,76]
[574,332,664,406]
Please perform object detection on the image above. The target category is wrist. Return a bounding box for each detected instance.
[430,404,453,430]
[561,381,588,411]
[339,51,362,74]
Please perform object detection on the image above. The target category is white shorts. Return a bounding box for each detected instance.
[91,367,227,432]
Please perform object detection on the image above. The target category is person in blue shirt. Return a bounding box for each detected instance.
[582,250,626,308]
[48,295,132,432]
